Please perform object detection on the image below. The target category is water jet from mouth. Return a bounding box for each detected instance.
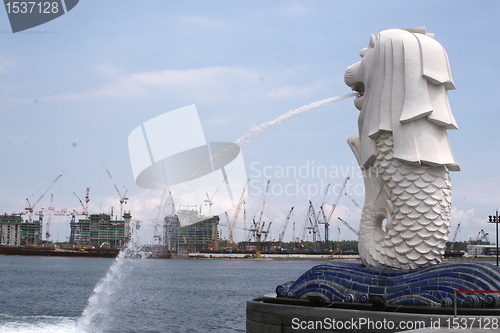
[235,93,357,146]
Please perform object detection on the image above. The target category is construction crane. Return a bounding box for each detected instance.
[325,177,350,223]
[247,219,258,242]
[256,180,270,228]
[165,190,176,216]
[318,177,349,250]
[73,187,90,216]
[277,206,295,247]
[449,223,461,250]
[312,183,330,248]
[248,180,270,243]
[204,187,220,217]
[203,177,228,216]
[315,183,330,217]
[475,229,490,244]
[258,222,266,243]
[300,205,317,243]
[308,201,321,244]
[223,211,237,247]
[338,217,359,237]
[102,162,128,220]
[44,194,54,241]
[261,221,272,242]
[25,174,62,223]
[345,193,362,211]
[153,188,168,244]
[243,202,247,235]
[319,205,329,249]
[300,207,312,241]
[226,183,248,246]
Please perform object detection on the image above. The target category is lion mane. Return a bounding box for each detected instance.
[345,27,459,171]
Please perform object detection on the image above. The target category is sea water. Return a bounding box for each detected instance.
[0,256,318,332]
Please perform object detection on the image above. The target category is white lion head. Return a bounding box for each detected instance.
[344,27,459,171]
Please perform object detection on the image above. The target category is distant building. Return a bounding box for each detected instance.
[21,218,41,246]
[0,214,41,246]
[0,214,22,246]
[165,210,218,253]
[238,241,278,251]
[466,244,499,256]
[69,212,131,248]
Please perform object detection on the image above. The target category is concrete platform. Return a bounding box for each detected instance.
[247,297,500,333]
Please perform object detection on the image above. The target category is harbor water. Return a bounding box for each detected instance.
[0,256,319,333]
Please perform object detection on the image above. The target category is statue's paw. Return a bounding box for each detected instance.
[347,135,361,165]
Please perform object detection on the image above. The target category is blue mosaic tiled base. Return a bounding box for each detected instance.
[276,262,500,308]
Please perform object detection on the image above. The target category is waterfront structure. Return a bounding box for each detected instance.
[0,214,42,246]
[165,210,218,253]
[69,212,131,248]
[0,214,22,246]
[466,244,499,257]
[239,241,278,251]
[21,217,41,246]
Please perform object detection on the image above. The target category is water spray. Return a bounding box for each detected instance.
[235,93,357,146]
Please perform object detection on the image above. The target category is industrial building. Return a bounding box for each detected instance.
[466,244,499,256]
[165,211,219,253]
[69,212,131,248]
[0,214,42,246]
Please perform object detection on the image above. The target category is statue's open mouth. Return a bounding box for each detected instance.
[349,82,365,110]
[351,82,365,97]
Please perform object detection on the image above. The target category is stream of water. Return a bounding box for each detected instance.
[235,93,356,146]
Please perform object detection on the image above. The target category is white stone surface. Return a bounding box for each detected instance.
[345,28,459,269]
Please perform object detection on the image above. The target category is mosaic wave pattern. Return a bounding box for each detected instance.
[276,262,500,308]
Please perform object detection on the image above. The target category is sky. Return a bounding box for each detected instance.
[0,1,499,245]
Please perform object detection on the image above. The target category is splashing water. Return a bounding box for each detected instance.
[78,251,127,332]
[73,93,357,332]
[76,240,158,332]
[235,93,356,146]
[0,315,80,333]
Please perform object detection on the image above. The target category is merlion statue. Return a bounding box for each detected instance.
[344,27,459,270]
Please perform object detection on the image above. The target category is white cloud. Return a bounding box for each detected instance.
[281,4,310,17]
[125,189,169,222]
[93,64,127,78]
[46,66,262,103]
[449,207,498,242]
[451,207,475,228]
[267,81,328,99]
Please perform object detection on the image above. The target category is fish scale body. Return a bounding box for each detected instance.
[358,132,451,270]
